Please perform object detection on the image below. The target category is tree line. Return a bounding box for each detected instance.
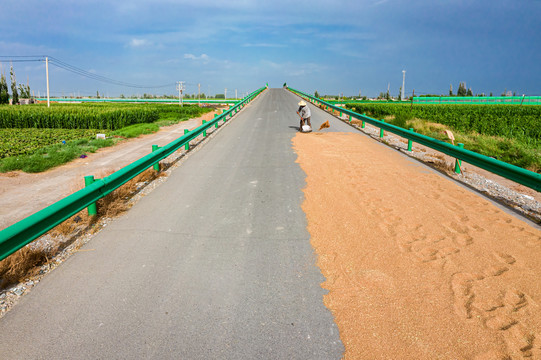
[0,63,32,105]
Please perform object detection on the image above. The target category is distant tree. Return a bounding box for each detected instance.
[490,92,493,97]
[18,83,31,98]
[215,94,225,99]
[513,91,516,96]
[466,88,473,97]
[120,94,125,99]
[398,86,402,100]
[449,84,453,96]
[314,90,319,98]
[96,90,100,99]
[10,65,18,104]
[0,73,9,105]
[457,82,467,96]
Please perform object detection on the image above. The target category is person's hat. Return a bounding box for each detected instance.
[298,100,307,106]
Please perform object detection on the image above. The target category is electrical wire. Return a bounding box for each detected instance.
[48,57,176,89]
[0,55,178,89]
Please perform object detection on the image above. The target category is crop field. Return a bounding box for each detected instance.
[0,103,212,172]
[0,103,209,130]
[345,103,541,171]
[0,128,104,158]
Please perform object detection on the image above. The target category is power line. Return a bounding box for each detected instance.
[0,55,177,89]
[48,57,176,89]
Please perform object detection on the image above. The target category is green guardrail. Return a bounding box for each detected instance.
[321,96,541,106]
[35,98,240,104]
[288,87,541,192]
[0,86,267,261]
[413,96,541,105]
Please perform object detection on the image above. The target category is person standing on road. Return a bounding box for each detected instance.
[297,100,311,130]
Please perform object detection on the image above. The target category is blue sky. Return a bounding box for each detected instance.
[1,0,540,98]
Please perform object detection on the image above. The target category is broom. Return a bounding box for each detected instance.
[318,120,330,131]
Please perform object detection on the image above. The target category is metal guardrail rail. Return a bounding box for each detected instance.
[0,86,267,261]
[413,96,541,105]
[324,96,541,106]
[288,87,541,192]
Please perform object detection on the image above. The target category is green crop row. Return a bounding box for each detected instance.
[0,128,105,158]
[0,103,210,130]
[344,103,541,144]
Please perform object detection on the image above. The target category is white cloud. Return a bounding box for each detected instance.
[184,53,210,61]
[128,38,151,48]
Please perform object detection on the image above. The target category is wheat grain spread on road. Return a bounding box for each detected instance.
[293,131,541,360]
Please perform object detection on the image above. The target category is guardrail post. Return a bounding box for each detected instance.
[151,145,160,171]
[348,115,352,123]
[407,128,414,151]
[362,113,366,128]
[184,129,190,150]
[380,120,385,138]
[202,120,207,137]
[84,176,98,216]
[215,118,219,128]
[455,143,464,174]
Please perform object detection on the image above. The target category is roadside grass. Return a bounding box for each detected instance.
[111,123,160,138]
[377,114,541,173]
[0,106,214,173]
[0,138,117,173]
[0,168,163,291]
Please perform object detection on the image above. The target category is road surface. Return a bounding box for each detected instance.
[0,89,348,358]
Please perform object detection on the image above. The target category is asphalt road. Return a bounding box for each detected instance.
[0,89,349,359]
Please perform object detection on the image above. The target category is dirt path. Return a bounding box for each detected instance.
[293,132,541,359]
[0,110,219,230]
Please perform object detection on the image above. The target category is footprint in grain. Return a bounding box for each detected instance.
[493,252,516,265]
[444,199,465,213]
[456,252,540,358]
[451,272,484,319]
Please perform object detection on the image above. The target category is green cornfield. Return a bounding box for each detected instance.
[0,104,160,130]
[345,103,541,145]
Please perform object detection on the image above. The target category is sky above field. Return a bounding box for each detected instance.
[1,0,540,98]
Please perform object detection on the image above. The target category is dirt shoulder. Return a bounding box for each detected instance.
[0,110,219,230]
[293,132,541,359]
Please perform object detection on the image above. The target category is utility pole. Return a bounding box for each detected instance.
[198,83,201,106]
[235,89,237,99]
[46,56,50,107]
[401,70,406,101]
[176,81,185,107]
